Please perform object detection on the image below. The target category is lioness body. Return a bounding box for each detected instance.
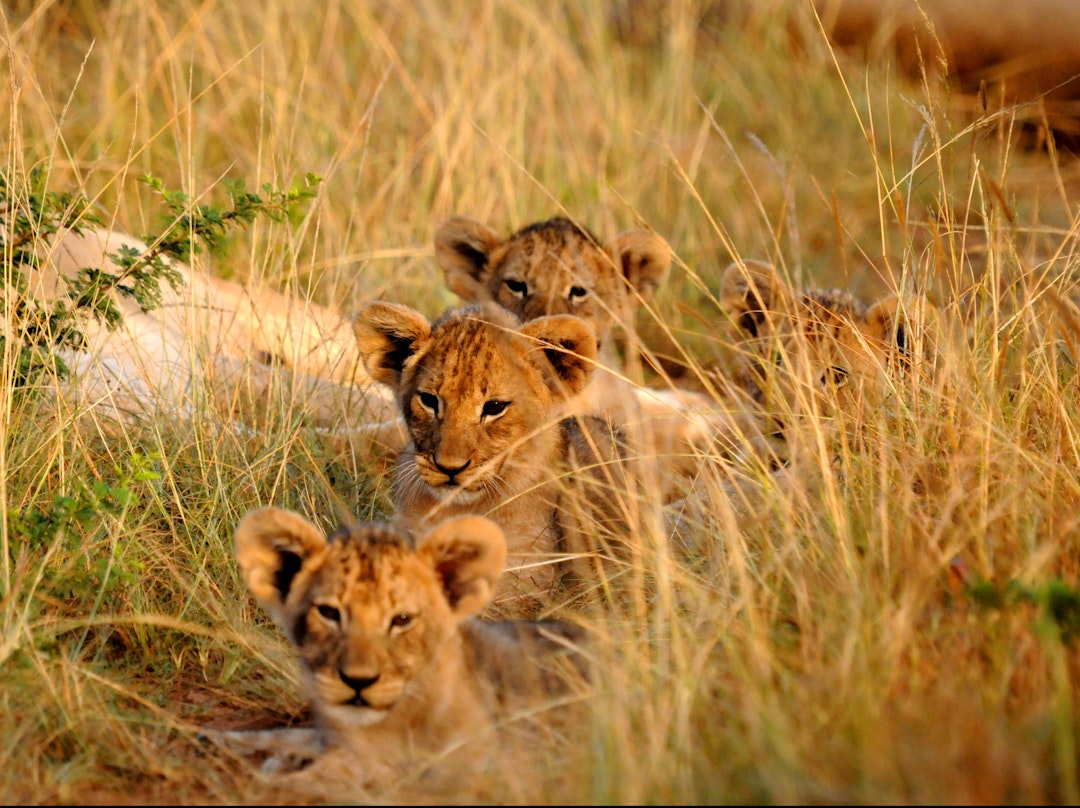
[17,225,397,429]
[220,507,587,794]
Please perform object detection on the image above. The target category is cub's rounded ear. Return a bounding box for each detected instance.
[434,216,505,303]
[235,507,329,623]
[864,295,940,369]
[353,301,432,388]
[520,314,598,398]
[720,260,792,339]
[417,515,507,618]
[720,259,787,311]
[607,229,671,303]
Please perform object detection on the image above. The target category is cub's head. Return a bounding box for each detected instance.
[353,301,597,504]
[435,216,671,348]
[235,507,505,730]
[719,260,940,407]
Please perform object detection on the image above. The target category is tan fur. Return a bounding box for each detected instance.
[353,300,642,614]
[216,506,587,793]
[13,225,398,430]
[717,259,941,464]
[435,216,669,360]
[434,216,669,419]
[435,215,734,500]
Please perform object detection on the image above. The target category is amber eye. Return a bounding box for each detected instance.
[417,392,440,415]
[389,613,414,631]
[316,604,341,623]
[504,279,528,297]
[821,366,851,387]
[482,400,509,418]
[568,285,588,301]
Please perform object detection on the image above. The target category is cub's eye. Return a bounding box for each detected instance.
[417,392,440,415]
[504,279,528,297]
[568,285,588,302]
[821,366,850,388]
[389,613,414,631]
[481,399,509,418]
[316,604,341,623]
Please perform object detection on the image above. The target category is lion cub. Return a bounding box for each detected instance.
[353,300,646,613]
[215,506,588,795]
[435,215,730,498]
[715,259,941,465]
[434,215,671,405]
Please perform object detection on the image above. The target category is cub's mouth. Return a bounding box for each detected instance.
[415,456,488,497]
[411,450,511,503]
[319,675,402,724]
[344,693,383,708]
[422,477,486,504]
[323,699,392,729]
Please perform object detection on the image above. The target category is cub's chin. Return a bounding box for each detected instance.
[422,481,486,506]
[322,702,392,730]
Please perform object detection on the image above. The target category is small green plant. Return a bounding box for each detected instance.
[0,167,103,385]
[8,452,162,612]
[140,173,321,263]
[0,169,320,388]
[968,577,1080,643]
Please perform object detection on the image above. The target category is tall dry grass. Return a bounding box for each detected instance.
[2,0,1080,803]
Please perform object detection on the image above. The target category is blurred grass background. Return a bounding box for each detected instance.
[2,0,1079,802]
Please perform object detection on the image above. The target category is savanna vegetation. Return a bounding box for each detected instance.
[2,0,1079,802]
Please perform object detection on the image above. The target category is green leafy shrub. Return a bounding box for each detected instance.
[1,169,319,389]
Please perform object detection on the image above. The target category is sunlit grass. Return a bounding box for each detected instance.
[2,0,1079,803]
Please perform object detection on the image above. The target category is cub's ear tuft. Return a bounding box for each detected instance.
[720,259,788,311]
[520,314,598,398]
[720,260,793,340]
[353,301,432,388]
[608,229,671,303]
[864,295,940,370]
[435,216,505,303]
[418,515,507,618]
[235,507,329,627]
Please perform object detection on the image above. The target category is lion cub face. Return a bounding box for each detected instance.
[719,260,940,409]
[435,216,671,348]
[235,507,505,731]
[353,301,597,505]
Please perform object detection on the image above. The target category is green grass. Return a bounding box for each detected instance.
[2,0,1080,803]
